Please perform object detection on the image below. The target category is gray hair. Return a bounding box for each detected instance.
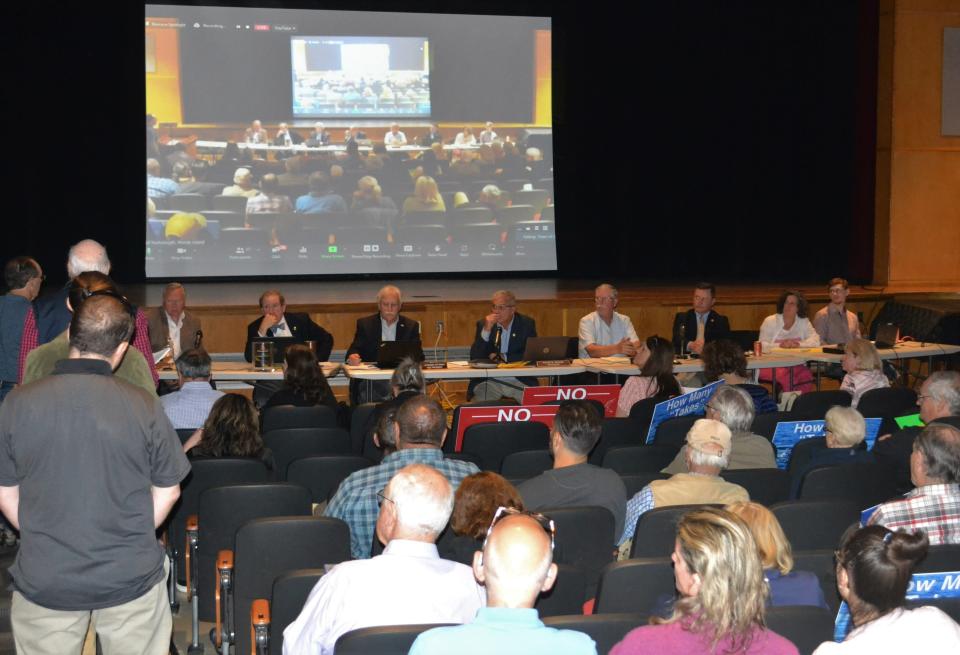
[825,406,866,448]
[233,167,252,184]
[925,371,960,415]
[915,423,960,484]
[492,289,516,305]
[377,284,402,304]
[688,445,730,470]
[162,282,185,300]
[596,283,618,301]
[525,147,542,160]
[175,348,212,380]
[387,464,454,538]
[710,385,755,433]
[67,239,111,278]
[391,357,425,394]
[481,184,502,198]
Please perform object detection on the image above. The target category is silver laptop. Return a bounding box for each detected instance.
[521,337,577,362]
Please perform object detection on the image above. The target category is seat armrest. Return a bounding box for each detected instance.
[251,598,271,655]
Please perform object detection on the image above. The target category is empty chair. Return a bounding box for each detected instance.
[212,194,249,213]
[449,206,495,226]
[722,468,791,506]
[601,445,678,476]
[764,606,835,655]
[512,189,550,214]
[751,411,793,440]
[542,505,617,597]
[790,390,852,419]
[627,397,659,436]
[595,557,675,614]
[771,499,860,551]
[261,404,338,432]
[500,449,554,480]
[264,568,325,655]
[262,427,352,479]
[498,204,536,227]
[620,472,669,497]
[798,462,898,508]
[534,563,586,618]
[630,504,723,559]
[652,415,701,450]
[286,455,375,503]
[334,624,454,655]
[589,418,646,465]
[168,193,209,212]
[856,386,918,421]
[221,517,351,655]
[460,421,550,471]
[543,613,647,655]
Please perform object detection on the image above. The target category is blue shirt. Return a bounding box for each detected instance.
[409,607,597,655]
[0,295,30,382]
[159,381,224,429]
[147,174,178,198]
[325,448,479,558]
[765,569,829,610]
[294,193,347,214]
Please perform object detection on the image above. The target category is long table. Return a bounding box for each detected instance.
[581,352,807,378]
[790,342,960,388]
[195,140,479,155]
[157,361,341,381]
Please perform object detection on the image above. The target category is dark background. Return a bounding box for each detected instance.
[5,0,877,289]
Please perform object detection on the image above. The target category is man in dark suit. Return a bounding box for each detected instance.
[274,122,305,147]
[304,122,329,147]
[469,290,538,401]
[244,290,333,363]
[346,285,420,403]
[671,282,731,356]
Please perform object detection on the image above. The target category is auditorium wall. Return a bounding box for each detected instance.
[874,0,960,289]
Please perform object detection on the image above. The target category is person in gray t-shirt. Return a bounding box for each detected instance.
[518,400,626,542]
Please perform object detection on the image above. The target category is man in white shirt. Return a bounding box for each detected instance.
[479,121,498,144]
[147,283,202,394]
[283,464,485,655]
[384,123,407,146]
[578,283,639,359]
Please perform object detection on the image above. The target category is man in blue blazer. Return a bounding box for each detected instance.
[469,290,538,401]
[671,282,731,356]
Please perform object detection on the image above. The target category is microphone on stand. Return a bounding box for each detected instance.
[194,329,203,349]
[491,325,504,363]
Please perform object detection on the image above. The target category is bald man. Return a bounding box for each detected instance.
[410,511,597,655]
[284,464,484,655]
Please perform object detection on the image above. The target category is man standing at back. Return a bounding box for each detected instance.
[0,294,190,654]
[671,282,730,356]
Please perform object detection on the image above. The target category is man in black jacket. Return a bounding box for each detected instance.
[671,282,731,356]
[469,290,538,401]
[244,290,333,362]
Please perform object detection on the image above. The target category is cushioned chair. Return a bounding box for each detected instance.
[727,330,760,352]
[511,189,550,214]
[630,504,723,559]
[498,204,536,227]
[751,411,794,440]
[263,568,325,655]
[334,623,454,654]
[792,549,842,613]
[534,563,587,618]
[790,390,852,419]
[651,415,701,450]
[460,421,550,471]
[543,613,647,655]
[619,473,669,498]
[286,455,375,503]
[541,505,616,598]
[261,405,338,433]
[856,386,917,420]
[349,402,378,456]
[765,606,835,655]
[262,427,352,480]
[798,462,899,508]
[589,418,647,465]
[771,499,860,552]
[168,193,209,212]
[595,557,675,615]
[446,400,519,453]
[601,445,678,476]
[500,449,554,480]
[722,468,791,506]
[450,206,495,226]
[211,194,249,213]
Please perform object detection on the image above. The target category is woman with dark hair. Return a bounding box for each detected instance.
[264,344,337,411]
[758,290,820,393]
[363,357,426,457]
[702,340,777,414]
[813,526,960,652]
[616,335,681,417]
[440,472,524,565]
[184,394,274,470]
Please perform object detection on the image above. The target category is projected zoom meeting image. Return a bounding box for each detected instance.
[145,6,555,277]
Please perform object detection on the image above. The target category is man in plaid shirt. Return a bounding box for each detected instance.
[867,423,960,545]
[326,395,479,558]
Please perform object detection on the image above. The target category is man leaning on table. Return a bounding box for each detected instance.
[578,283,639,359]
[469,290,538,402]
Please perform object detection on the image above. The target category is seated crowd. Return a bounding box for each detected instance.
[1,242,959,653]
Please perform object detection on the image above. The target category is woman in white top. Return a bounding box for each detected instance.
[813,526,960,654]
[840,338,889,407]
[454,126,477,147]
[758,290,820,393]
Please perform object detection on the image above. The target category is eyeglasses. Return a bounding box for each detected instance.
[376,490,395,508]
[491,304,515,311]
[481,506,555,551]
[83,288,136,318]
[917,395,931,403]
[595,296,615,303]
[705,403,718,413]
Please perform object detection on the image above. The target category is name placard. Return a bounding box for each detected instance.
[771,418,882,470]
[454,404,560,452]
[522,385,621,417]
[645,380,724,444]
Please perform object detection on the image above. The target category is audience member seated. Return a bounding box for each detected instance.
[454,126,477,146]
[469,290,538,402]
[758,289,820,393]
[702,340,777,414]
[246,173,293,214]
[22,272,155,395]
[159,348,223,429]
[1,256,42,405]
[208,142,250,186]
[812,526,960,653]
[402,175,446,214]
[172,161,222,196]
[182,393,274,471]
[611,508,799,655]
[663,385,777,474]
[813,277,861,346]
[363,356,425,453]
[263,344,337,412]
[384,122,407,146]
[277,156,310,188]
[578,283,639,359]
[221,167,259,198]
[874,371,960,492]
[351,175,398,230]
[285,464,486,654]
[420,142,449,178]
[442,472,524,565]
[615,335,680,417]
[518,400,627,542]
[411,508,597,655]
[620,419,749,546]
[326,396,480,558]
[866,423,960,545]
[789,405,873,497]
[840,338,889,407]
[726,501,829,609]
[524,147,551,178]
[295,171,347,214]
[671,282,731,356]
[146,158,178,199]
[163,212,208,240]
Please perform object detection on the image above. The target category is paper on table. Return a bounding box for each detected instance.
[152,347,171,365]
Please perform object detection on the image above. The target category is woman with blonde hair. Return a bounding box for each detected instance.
[611,508,798,654]
[726,501,829,609]
[401,175,446,214]
[789,405,874,497]
[840,338,889,407]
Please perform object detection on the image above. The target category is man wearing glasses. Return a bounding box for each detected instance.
[409,508,597,654]
[469,290,538,401]
[578,283,639,359]
[813,277,860,346]
[285,464,484,654]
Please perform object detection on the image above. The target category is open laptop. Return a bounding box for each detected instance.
[521,336,578,362]
[874,323,900,349]
[377,341,425,368]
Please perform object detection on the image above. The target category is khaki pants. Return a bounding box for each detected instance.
[472,379,525,403]
[12,559,172,655]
